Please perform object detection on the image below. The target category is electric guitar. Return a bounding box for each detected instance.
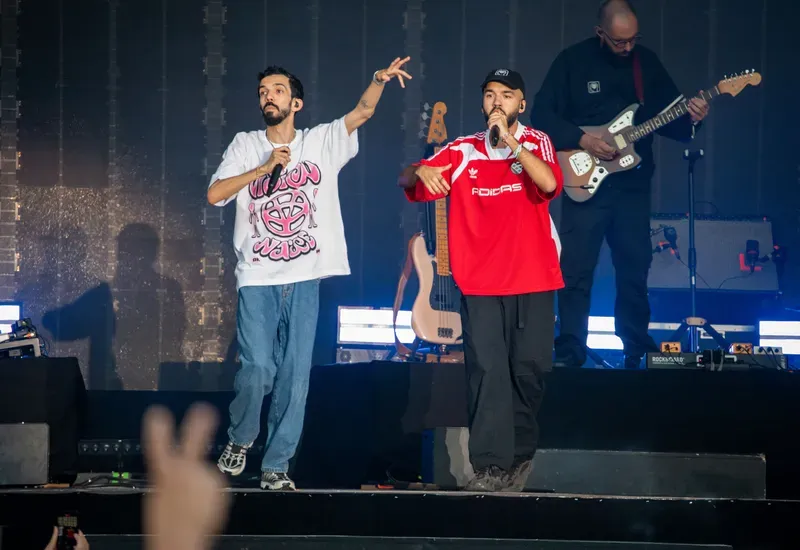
[408,102,462,346]
[559,70,762,203]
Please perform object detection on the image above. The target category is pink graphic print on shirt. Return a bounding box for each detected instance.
[248,161,321,262]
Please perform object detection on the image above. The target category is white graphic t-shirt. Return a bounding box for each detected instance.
[209,116,358,289]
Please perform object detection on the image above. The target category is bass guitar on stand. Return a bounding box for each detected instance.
[559,70,762,202]
[392,101,463,362]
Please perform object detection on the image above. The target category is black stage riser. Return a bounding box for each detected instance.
[82,535,733,550]
[0,491,797,549]
[427,438,766,498]
[4,361,800,500]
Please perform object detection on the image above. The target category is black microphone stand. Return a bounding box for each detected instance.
[667,149,729,352]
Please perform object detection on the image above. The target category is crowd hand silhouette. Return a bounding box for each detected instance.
[43,526,89,550]
[142,403,231,550]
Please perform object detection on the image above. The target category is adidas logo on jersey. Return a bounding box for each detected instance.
[471,183,523,197]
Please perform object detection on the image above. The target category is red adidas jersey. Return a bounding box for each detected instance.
[405,124,564,296]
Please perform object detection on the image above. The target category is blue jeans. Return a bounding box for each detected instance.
[227,280,319,473]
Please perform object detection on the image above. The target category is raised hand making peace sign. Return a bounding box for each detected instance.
[374,56,413,88]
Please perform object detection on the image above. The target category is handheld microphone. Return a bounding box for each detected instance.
[489,126,499,147]
[266,164,283,197]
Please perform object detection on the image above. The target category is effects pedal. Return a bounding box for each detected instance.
[661,342,681,353]
[730,343,753,354]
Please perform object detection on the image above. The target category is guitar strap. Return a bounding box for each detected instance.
[633,49,645,104]
[392,233,417,359]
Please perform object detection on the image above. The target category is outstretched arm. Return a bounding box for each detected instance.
[398,145,454,203]
[344,56,412,135]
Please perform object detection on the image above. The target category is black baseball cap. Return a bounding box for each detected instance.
[481,68,526,97]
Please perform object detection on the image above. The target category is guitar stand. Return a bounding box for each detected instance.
[416,342,463,363]
[585,346,616,369]
[388,338,463,363]
[668,149,730,353]
[667,316,730,351]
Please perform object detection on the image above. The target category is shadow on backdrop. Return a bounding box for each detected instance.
[113,223,185,390]
[16,225,120,390]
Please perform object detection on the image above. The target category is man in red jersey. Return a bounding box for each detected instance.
[398,69,564,492]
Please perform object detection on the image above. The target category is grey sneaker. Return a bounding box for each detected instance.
[217,441,251,476]
[261,471,296,491]
[464,465,505,492]
[501,458,533,492]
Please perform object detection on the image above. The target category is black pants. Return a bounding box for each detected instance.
[461,291,554,471]
[556,177,658,363]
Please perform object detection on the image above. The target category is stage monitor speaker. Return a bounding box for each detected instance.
[595,215,779,293]
[0,358,86,483]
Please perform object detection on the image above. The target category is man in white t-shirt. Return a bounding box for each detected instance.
[209,57,411,490]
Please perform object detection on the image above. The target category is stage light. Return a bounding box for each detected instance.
[337,307,415,346]
[586,316,623,350]
[0,302,21,334]
[759,321,800,355]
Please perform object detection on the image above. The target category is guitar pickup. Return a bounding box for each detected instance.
[438,327,454,339]
[613,134,627,149]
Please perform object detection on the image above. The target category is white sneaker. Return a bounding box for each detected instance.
[217,442,251,476]
[260,471,296,491]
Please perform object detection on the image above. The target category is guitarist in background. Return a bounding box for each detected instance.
[398,69,563,492]
[530,0,710,369]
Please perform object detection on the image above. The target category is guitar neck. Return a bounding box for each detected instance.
[434,198,450,276]
[625,87,719,144]
[429,144,451,276]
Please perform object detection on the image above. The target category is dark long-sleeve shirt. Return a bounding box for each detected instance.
[530,38,697,180]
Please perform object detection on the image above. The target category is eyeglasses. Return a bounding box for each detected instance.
[601,30,641,47]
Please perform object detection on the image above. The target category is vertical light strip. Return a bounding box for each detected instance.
[309,0,320,126]
[358,0,367,303]
[0,0,21,301]
[704,0,717,205]
[508,0,518,69]
[201,1,225,362]
[458,0,466,137]
[268,0,270,68]
[654,0,665,211]
[755,0,767,212]
[159,0,168,362]
[55,0,65,355]
[106,0,120,386]
[107,0,119,283]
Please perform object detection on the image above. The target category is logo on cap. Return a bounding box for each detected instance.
[495,69,509,76]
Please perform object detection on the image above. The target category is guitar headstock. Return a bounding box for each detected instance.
[421,101,448,146]
[718,70,762,97]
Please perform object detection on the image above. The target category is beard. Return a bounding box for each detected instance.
[484,107,519,129]
[262,103,291,126]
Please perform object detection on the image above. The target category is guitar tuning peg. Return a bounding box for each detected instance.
[421,112,430,121]
[417,130,426,139]
[423,102,431,111]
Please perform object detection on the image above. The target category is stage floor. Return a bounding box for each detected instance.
[0,487,797,548]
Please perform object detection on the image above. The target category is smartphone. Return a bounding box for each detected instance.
[56,513,78,549]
